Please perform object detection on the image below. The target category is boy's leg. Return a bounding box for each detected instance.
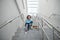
[26,24,31,31]
[25,24,28,31]
[25,24,29,31]
[29,23,32,29]
[27,25,29,31]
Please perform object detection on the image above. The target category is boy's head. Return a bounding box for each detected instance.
[27,15,31,20]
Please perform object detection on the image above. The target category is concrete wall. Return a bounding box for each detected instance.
[38,0,60,27]
[0,0,25,40]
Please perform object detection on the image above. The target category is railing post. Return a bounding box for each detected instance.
[53,27,54,40]
[42,18,44,40]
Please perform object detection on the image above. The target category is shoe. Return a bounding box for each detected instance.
[25,29,28,32]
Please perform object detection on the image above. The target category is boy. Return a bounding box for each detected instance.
[25,15,33,31]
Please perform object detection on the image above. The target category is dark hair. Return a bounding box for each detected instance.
[27,15,31,19]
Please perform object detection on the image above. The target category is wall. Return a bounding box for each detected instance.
[38,0,60,27]
[0,0,25,40]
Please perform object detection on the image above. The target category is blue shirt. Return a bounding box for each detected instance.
[25,19,32,23]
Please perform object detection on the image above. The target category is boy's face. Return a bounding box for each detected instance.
[28,16,31,19]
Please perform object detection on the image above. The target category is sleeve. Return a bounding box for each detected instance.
[31,21,33,23]
[30,21,33,26]
[30,20,33,23]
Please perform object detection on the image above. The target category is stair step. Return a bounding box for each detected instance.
[12,27,42,40]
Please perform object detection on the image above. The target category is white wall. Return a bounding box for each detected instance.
[38,0,60,27]
[0,0,25,40]
[39,0,60,17]
[38,0,48,17]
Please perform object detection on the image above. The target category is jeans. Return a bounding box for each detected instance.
[25,23,31,31]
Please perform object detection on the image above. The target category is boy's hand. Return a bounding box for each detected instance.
[29,23,32,26]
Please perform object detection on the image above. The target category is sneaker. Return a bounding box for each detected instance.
[25,31,27,34]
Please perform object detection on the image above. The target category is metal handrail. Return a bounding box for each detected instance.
[43,18,60,39]
[0,0,25,29]
[22,0,25,9]
[0,16,18,29]
[0,15,23,29]
[37,18,50,40]
[15,0,25,11]
[54,31,60,38]
[49,14,60,18]
[15,0,21,14]
[41,19,50,40]
[37,16,60,40]
[42,28,49,40]
[43,18,60,33]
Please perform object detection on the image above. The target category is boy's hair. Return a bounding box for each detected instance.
[27,15,31,19]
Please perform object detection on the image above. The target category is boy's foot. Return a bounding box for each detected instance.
[25,31,27,34]
[25,29,28,32]
[25,30,28,34]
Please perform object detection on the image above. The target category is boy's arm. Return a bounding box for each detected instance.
[30,21,33,26]
[30,21,33,23]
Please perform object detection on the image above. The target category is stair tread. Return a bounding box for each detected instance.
[12,28,42,40]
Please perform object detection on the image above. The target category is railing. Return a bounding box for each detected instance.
[43,18,60,40]
[0,0,25,29]
[37,16,60,40]
[49,14,60,18]
[15,0,25,10]
[22,0,25,9]
[0,14,24,29]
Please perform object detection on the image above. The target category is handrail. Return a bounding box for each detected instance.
[22,0,25,9]
[43,18,60,39]
[52,14,60,16]
[0,0,25,29]
[15,0,24,21]
[0,15,22,29]
[15,0,21,14]
[49,14,60,18]
[43,18,60,33]
[37,16,60,40]
[54,31,60,38]
[37,18,50,40]
[41,18,50,40]
[42,28,49,40]
[0,16,18,29]
[15,0,25,11]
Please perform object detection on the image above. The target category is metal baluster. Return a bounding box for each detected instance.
[53,27,54,40]
[42,18,44,40]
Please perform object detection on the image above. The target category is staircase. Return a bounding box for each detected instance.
[12,17,60,40]
[12,27,42,40]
